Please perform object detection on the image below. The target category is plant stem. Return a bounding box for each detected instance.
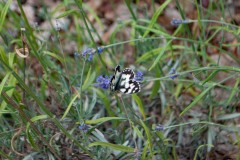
[119,96,138,148]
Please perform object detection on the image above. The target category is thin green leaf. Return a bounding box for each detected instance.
[9,52,15,68]
[0,72,10,95]
[43,51,64,63]
[148,41,172,71]
[150,68,161,98]
[141,141,149,160]
[56,9,77,19]
[194,144,214,160]
[0,0,12,31]
[133,125,144,139]
[0,46,8,65]
[0,110,16,114]
[136,45,188,63]
[226,78,240,106]
[180,85,214,116]
[132,94,146,120]
[125,0,137,21]
[61,94,79,120]
[83,4,104,29]
[92,129,108,142]
[26,115,49,131]
[217,113,240,121]
[140,119,153,155]
[135,24,171,37]
[85,90,97,115]
[82,68,96,91]
[89,142,135,153]
[175,83,183,98]
[194,0,202,30]
[94,88,115,117]
[207,127,213,152]
[26,129,39,150]
[26,115,48,150]
[85,117,126,124]
[31,115,48,122]
[143,0,171,37]
[202,70,219,85]
[0,74,17,113]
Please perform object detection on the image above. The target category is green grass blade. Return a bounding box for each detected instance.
[26,131,40,150]
[148,40,172,71]
[0,46,8,65]
[125,0,137,21]
[0,72,10,95]
[136,45,185,63]
[150,68,161,98]
[83,4,104,29]
[194,0,202,30]
[43,51,64,63]
[0,0,12,32]
[61,93,79,120]
[0,74,17,115]
[56,9,77,19]
[140,119,153,155]
[133,125,144,139]
[202,70,219,85]
[85,117,126,124]
[94,89,115,117]
[143,0,171,37]
[217,113,240,121]
[132,94,146,120]
[141,141,149,160]
[82,68,96,91]
[26,115,48,150]
[226,78,240,106]
[89,142,135,153]
[194,144,213,160]
[180,85,214,116]
[135,24,171,37]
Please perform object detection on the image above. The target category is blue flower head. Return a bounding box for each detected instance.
[74,52,80,57]
[134,71,143,81]
[168,68,178,80]
[97,47,104,54]
[95,75,111,90]
[78,123,89,133]
[87,53,94,61]
[171,18,189,26]
[155,124,164,131]
[81,48,93,57]
[81,46,104,61]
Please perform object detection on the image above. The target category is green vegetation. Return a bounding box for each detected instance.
[0,0,240,159]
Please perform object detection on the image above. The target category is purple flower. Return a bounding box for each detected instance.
[81,46,104,61]
[78,123,89,133]
[95,75,111,90]
[155,124,164,131]
[168,68,178,80]
[74,52,80,57]
[171,18,189,26]
[97,47,104,54]
[81,48,93,57]
[134,71,143,81]
[87,53,94,61]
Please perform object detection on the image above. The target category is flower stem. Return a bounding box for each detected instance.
[119,95,138,148]
[77,59,86,123]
